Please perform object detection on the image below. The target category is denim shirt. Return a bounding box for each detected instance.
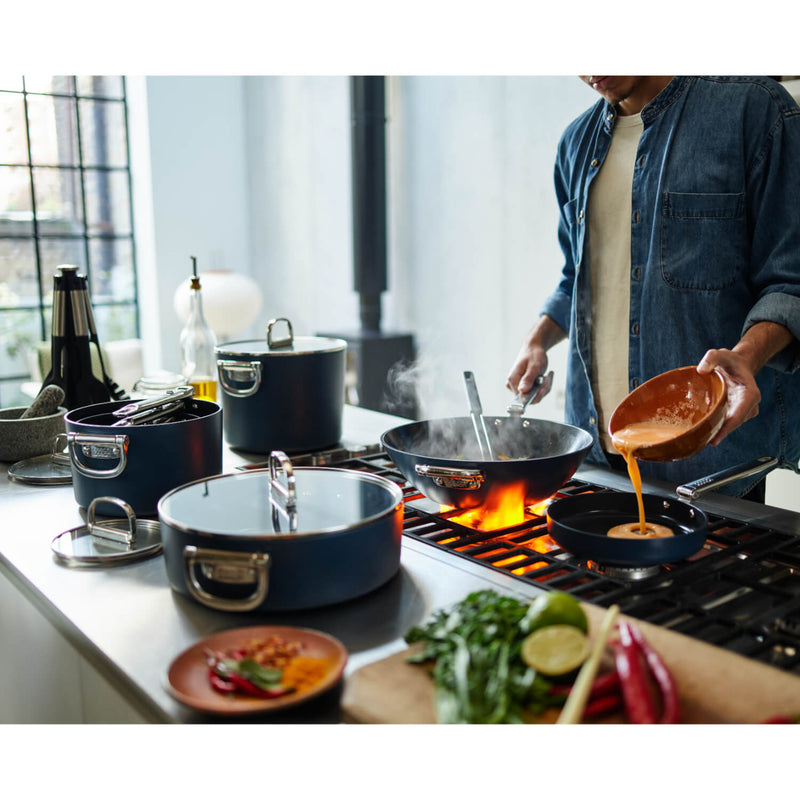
[540,77,800,496]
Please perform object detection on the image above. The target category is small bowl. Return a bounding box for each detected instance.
[0,405,67,463]
[608,366,727,462]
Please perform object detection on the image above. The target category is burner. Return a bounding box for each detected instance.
[587,561,662,581]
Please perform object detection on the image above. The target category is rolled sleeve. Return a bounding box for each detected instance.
[539,289,572,333]
[744,291,800,372]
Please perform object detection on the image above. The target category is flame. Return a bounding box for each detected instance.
[443,482,529,531]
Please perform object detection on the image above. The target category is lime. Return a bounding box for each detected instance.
[520,624,590,676]
[523,591,588,634]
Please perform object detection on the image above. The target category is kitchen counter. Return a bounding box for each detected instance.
[0,405,563,724]
[3,404,800,724]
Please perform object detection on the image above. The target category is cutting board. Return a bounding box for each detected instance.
[341,601,800,724]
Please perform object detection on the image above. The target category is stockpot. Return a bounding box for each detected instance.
[63,396,222,516]
[216,318,346,454]
[158,451,404,612]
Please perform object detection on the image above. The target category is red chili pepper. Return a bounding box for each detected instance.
[583,692,623,719]
[612,622,658,724]
[627,622,680,724]
[219,669,294,699]
[208,669,237,694]
[549,670,621,698]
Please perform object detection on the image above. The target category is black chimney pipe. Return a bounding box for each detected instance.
[350,76,387,332]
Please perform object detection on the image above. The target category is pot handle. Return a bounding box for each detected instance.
[183,545,270,612]
[217,359,262,398]
[67,432,129,479]
[414,463,485,490]
[269,450,299,532]
[676,455,778,500]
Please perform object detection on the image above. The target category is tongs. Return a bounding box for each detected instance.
[111,386,194,427]
[463,371,495,461]
[506,371,554,417]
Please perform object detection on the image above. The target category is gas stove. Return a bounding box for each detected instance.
[283,446,800,677]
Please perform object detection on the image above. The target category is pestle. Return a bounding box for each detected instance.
[20,385,66,419]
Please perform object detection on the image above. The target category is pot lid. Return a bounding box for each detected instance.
[216,317,345,358]
[158,460,402,538]
[8,438,72,485]
[51,497,162,567]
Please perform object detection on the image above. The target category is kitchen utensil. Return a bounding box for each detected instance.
[556,604,620,724]
[0,404,67,462]
[381,415,593,511]
[51,496,162,567]
[166,625,348,716]
[463,371,494,460]
[7,433,73,485]
[38,264,127,409]
[110,385,194,426]
[20,384,65,419]
[216,317,346,454]
[506,371,554,416]
[158,450,403,612]
[546,455,779,567]
[547,491,708,566]
[608,366,727,462]
[64,397,222,516]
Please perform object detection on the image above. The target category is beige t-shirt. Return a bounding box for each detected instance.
[588,113,643,451]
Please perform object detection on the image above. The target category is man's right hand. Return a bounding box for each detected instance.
[505,315,566,403]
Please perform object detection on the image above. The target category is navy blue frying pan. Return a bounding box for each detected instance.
[546,491,708,566]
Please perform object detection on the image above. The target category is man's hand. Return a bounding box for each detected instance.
[505,315,566,404]
[697,320,794,446]
[697,350,761,446]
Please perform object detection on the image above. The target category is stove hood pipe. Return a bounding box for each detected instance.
[350,76,387,332]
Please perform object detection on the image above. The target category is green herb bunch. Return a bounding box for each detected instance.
[405,589,560,723]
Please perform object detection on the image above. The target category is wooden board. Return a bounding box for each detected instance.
[341,602,800,724]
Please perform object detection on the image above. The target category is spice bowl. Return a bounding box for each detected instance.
[0,405,67,462]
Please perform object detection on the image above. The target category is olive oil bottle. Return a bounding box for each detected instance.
[180,256,218,402]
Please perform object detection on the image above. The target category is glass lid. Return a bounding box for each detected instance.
[158,467,402,537]
[216,317,345,357]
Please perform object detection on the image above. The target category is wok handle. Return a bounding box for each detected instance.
[183,546,270,612]
[414,463,485,490]
[676,455,778,500]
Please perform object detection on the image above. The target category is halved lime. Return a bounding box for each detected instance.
[523,591,588,634]
[520,624,590,676]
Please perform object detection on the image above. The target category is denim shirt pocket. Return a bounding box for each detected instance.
[660,191,747,289]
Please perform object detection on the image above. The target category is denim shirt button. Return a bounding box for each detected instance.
[633,267,642,280]
[591,158,599,167]
[632,323,640,335]
[589,416,596,427]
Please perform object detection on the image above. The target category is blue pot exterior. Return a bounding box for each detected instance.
[64,399,223,516]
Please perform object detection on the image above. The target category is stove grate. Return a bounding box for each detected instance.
[327,450,800,676]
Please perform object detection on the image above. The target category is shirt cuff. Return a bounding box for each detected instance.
[743,291,800,372]
[539,290,571,333]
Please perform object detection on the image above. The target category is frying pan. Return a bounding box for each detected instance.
[381,415,593,511]
[547,492,708,566]
[546,455,778,566]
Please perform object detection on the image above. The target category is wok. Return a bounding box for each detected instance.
[381,415,594,511]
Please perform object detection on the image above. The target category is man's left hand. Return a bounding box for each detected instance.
[697,349,761,446]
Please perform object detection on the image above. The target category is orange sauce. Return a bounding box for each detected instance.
[610,421,691,538]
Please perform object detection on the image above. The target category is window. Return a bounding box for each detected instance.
[0,75,139,407]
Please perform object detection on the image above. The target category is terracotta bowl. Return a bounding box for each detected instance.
[0,405,67,463]
[608,366,727,462]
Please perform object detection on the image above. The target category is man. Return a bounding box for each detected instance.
[506,76,800,499]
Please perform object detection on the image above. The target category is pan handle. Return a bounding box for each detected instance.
[218,359,262,397]
[183,546,270,612]
[676,456,778,500]
[414,464,485,490]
